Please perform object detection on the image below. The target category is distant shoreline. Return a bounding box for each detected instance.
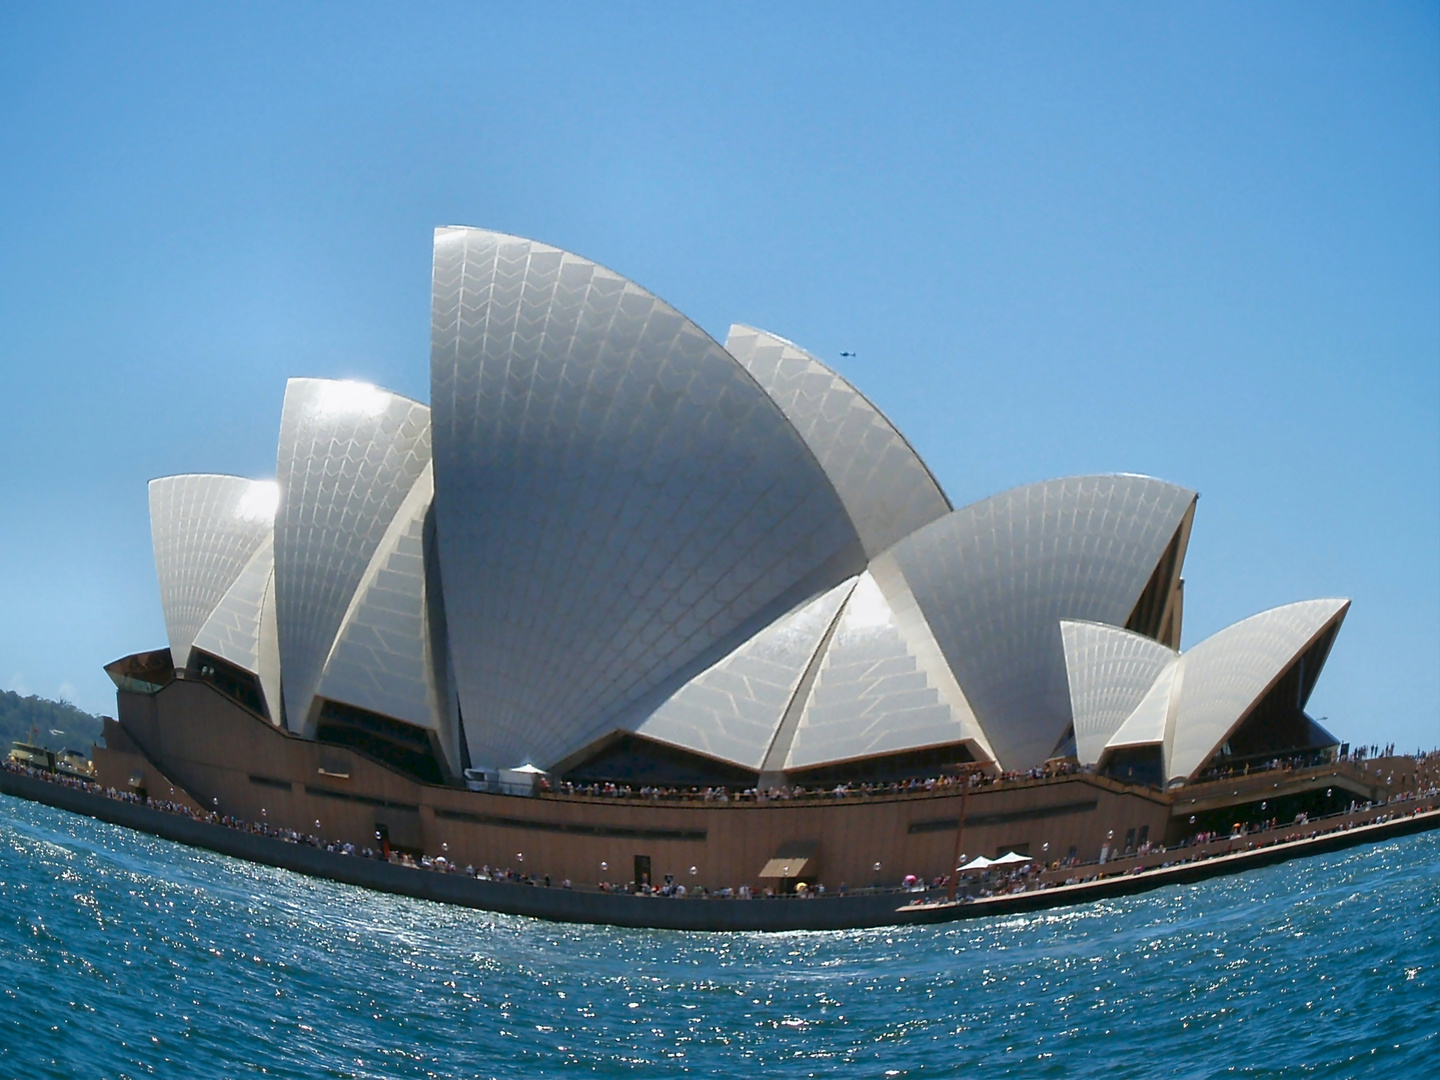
[3,767,1436,932]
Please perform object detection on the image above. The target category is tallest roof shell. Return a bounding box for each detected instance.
[429,227,867,769]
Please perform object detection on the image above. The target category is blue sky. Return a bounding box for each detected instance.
[1,3,1436,752]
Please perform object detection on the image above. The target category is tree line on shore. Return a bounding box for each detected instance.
[0,689,102,753]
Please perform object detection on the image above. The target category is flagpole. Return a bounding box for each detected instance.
[947,768,973,903]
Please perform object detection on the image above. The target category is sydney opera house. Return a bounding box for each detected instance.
[97,227,1357,893]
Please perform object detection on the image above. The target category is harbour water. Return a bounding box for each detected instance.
[2,794,1436,1078]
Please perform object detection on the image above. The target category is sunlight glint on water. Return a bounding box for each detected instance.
[1,795,1436,1078]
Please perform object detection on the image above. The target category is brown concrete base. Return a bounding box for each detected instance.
[96,679,1406,895]
[4,768,1437,932]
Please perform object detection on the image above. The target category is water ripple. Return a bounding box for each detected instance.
[1,794,1436,1078]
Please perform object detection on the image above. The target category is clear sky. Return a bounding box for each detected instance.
[1,3,1436,752]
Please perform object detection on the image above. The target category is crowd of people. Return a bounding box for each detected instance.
[1195,744,1438,788]
[541,750,1435,807]
[543,760,1086,805]
[5,751,1438,905]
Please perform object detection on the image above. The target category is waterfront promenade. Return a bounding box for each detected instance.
[3,760,1437,932]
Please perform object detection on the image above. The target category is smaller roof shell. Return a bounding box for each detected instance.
[1095,598,1350,782]
[149,474,278,669]
[725,325,951,557]
[885,474,1197,771]
[1060,620,1178,765]
[783,560,994,771]
[315,463,452,767]
[1104,660,1181,753]
[1163,598,1350,781]
[191,535,274,679]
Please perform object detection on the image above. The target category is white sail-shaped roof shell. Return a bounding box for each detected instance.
[633,580,854,771]
[1104,660,1181,753]
[190,536,279,721]
[784,561,993,771]
[430,227,866,770]
[886,474,1197,771]
[137,228,1355,798]
[273,379,432,733]
[1061,620,1178,766]
[313,463,453,770]
[725,325,950,558]
[149,474,278,669]
[1163,599,1349,782]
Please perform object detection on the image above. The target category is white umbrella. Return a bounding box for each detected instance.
[958,855,994,871]
[991,851,1032,865]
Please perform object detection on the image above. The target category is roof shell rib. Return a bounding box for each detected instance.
[1060,620,1178,766]
[1104,659,1181,753]
[784,561,993,771]
[149,474,278,669]
[314,463,453,768]
[724,325,951,557]
[273,379,432,733]
[1162,598,1350,782]
[885,474,1198,771]
[429,227,866,770]
[633,579,855,771]
[190,536,279,722]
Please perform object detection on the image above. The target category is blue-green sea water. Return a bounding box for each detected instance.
[1,795,1437,1079]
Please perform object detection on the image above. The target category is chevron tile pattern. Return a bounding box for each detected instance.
[786,571,967,770]
[635,579,854,770]
[726,325,950,558]
[1060,619,1178,766]
[274,379,431,732]
[430,228,866,769]
[149,474,276,668]
[888,475,1197,771]
[191,535,275,680]
[315,465,442,748]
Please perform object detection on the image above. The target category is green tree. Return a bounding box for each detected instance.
[0,690,103,755]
